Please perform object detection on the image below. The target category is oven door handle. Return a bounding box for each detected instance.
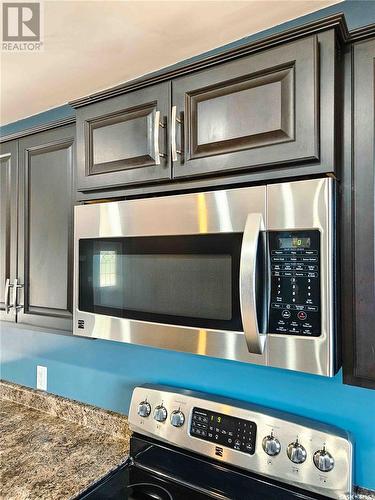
[240,213,267,354]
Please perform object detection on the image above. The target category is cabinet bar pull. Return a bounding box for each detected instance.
[154,110,166,165]
[171,106,183,162]
[12,278,23,311]
[4,278,13,313]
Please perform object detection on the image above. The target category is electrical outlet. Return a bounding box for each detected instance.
[36,365,47,391]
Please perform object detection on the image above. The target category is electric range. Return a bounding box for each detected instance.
[81,385,353,499]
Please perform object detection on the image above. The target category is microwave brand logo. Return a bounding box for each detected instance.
[77,319,85,330]
[2,2,43,51]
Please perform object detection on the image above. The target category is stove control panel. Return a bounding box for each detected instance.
[190,407,256,455]
[268,230,321,337]
[129,386,353,500]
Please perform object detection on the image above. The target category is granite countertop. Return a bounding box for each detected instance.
[0,380,131,500]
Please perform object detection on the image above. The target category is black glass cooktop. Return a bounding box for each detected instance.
[79,435,332,500]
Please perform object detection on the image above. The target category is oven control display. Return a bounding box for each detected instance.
[269,230,321,337]
[190,407,256,455]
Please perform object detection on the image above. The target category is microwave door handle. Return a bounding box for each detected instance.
[240,213,267,354]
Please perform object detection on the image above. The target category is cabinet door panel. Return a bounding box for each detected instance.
[0,141,18,322]
[76,82,170,191]
[173,35,318,178]
[190,67,293,157]
[17,126,74,331]
[90,105,154,171]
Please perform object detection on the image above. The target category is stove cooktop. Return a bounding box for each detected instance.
[80,435,338,500]
[79,385,353,500]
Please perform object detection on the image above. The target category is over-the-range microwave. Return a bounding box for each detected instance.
[74,178,338,376]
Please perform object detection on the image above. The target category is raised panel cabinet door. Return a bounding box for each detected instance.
[76,82,171,191]
[0,141,18,323]
[172,35,319,178]
[344,39,375,388]
[17,126,75,331]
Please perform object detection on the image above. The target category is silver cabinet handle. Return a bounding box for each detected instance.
[171,105,183,162]
[240,213,267,354]
[4,278,13,313]
[12,278,23,311]
[154,110,166,165]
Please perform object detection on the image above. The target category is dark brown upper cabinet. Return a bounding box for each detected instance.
[172,35,319,179]
[0,141,18,323]
[16,126,75,331]
[76,82,171,191]
[73,27,338,196]
[343,38,375,389]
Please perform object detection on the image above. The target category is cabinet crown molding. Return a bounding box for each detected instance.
[0,116,75,144]
[70,12,350,109]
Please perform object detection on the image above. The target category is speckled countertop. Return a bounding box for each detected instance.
[0,380,131,500]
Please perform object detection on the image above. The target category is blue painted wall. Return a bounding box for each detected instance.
[1,0,375,491]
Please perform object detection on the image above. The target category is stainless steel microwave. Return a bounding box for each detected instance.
[74,178,337,376]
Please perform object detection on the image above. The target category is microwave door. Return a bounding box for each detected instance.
[74,185,268,366]
[239,213,268,355]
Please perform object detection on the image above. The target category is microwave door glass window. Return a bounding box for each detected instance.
[98,251,117,287]
[93,247,123,310]
[79,234,243,331]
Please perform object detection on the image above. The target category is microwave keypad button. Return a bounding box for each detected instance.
[276,326,288,332]
[289,328,300,334]
[302,256,317,262]
[271,303,282,309]
[272,256,286,262]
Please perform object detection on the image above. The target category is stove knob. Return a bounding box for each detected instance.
[262,434,281,456]
[313,447,335,472]
[154,405,168,422]
[170,410,185,427]
[137,401,151,417]
[287,441,307,464]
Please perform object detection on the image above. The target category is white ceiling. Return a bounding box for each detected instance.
[1,0,342,125]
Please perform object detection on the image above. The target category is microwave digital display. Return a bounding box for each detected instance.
[278,237,311,249]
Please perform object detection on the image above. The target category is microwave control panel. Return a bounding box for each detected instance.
[268,230,321,337]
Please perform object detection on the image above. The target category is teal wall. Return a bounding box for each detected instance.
[1,0,375,491]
